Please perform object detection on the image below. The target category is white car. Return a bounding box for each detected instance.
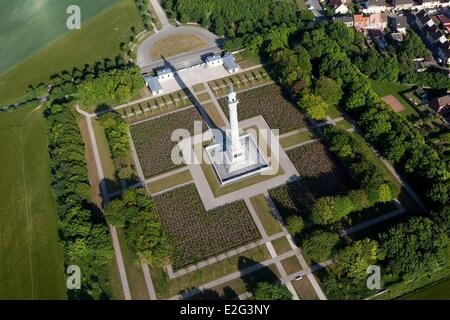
[294,275,303,281]
[307,5,314,11]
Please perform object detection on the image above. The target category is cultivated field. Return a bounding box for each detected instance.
[0,105,66,299]
[0,0,120,75]
[154,184,261,270]
[269,141,353,218]
[0,0,143,106]
[130,107,205,178]
[218,84,307,134]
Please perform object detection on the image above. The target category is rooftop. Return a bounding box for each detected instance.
[144,75,162,92]
[156,67,173,76]
[222,53,239,71]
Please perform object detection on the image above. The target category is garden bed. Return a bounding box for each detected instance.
[130,107,205,178]
[218,84,307,134]
[154,184,261,270]
[269,142,353,218]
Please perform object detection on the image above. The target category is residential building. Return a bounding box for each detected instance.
[425,24,447,44]
[416,10,435,29]
[391,0,415,10]
[354,13,388,31]
[417,0,444,9]
[437,41,450,64]
[156,67,175,81]
[333,15,355,27]
[361,0,387,13]
[389,15,408,33]
[429,94,450,113]
[329,0,349,14]
[436,15,450,33]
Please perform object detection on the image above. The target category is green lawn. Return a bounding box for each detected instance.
[116,229,150,300]
[280,130,316,149]
[250,194,282,236]
[400,277,450,300]
[150,245,271,298]
[147,169,192,194]
[370,80,419,118]
[0,105,66,299]
[0,0,143,106]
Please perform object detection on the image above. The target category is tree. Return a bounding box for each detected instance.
[314,76,343,106]
[380,216,450,278]
[253,282,292,300]
[311,196,336,225]
[285,215,304,236]
[335,239,381,280]
[301,230,340,262]
[299,94,328,120]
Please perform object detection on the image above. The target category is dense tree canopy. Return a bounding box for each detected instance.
[77,66,143,109]
[379,216,450,279]
[335,239,382,280]
[301,230,340,262]
[253,281,292,300]
[105,189,169,266]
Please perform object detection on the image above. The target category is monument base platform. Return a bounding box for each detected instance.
[205,133,269,185]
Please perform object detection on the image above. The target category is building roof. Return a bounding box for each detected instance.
[334,15,354,23]
[438,41,450,58]
[367,0,387,6]
[156,67,173,76]
[416,10,433,26]
[430,95,450,113]
[389,15,408,29]
[426,25,445,42]
[329,0,345,7]
[354,14,369,27]
[205,54,222,63]
[393,0,414,5]
[437,15,450,26]
[369,12,387,25]
[144,76,162,92]
[223,53,239,71]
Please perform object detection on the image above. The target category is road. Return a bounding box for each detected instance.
[76,106,133,300]
[137,25,220,70]
[149,0,170,28]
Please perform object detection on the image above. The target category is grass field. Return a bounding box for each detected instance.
[0,0,143,106]
[0,105,66,299]
[149,33,208,60]
[370,80,419,118]
[0,0,121,75]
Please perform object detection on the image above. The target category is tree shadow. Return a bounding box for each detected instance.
[237,256,280,296]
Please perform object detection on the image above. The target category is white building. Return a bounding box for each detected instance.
[222,53,240,73]
[156,67,174,81]
[144,75,163,96]
[205,54,223,68]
